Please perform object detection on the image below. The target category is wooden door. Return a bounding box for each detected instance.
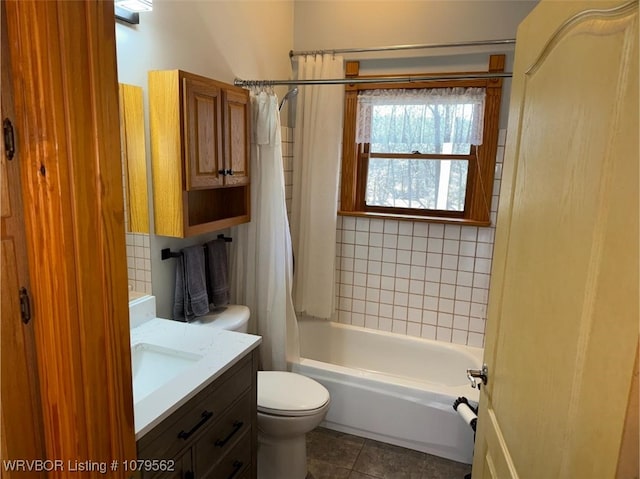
[223,88,250,186]
[184,75,224,190]
[472,1,638,478]
[4,1,136,477]
[0,3,45,476]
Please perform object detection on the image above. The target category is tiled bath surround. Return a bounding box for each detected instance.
[334,218,492,348]
[282,126,294,215]
[284,126,506,348]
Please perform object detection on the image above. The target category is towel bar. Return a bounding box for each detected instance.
[161,234,232,260]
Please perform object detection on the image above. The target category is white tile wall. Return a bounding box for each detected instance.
[282,126,294,215]
[126,232,152,294]
[283,127,506,347]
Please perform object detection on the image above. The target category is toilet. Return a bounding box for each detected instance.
[193,306,331,479]
[256,371,330,479]
[192,305,251,331]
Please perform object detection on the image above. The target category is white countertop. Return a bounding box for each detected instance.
[130,316,261,440]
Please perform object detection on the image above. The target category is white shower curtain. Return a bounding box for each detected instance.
[290,54,345,319]
[231,90,299,371]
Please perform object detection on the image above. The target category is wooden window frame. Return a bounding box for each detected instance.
[339,54,505,226]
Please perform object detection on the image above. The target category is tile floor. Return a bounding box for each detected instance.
[306,427,472,479]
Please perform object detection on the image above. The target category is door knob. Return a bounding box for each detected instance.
[467,364,488,389]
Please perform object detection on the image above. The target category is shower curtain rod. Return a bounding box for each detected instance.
[288,38,516,58]
[233,72,512,88]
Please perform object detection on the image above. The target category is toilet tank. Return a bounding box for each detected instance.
[192,305,250,333]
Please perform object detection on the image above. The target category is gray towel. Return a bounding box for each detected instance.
[173,245,210,321]
[206,239,230,307]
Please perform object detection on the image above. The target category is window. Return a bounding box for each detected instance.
[340,55,504,225]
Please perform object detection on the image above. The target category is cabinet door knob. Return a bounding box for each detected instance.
[225,169,233,176]
[218,169,226,176]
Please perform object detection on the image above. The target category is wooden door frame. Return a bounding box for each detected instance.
[4,0,136,475]
[1,1,46,475]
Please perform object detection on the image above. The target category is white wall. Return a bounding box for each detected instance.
[294,1,537,52]
[293,1,538,126]
[116,0,294,318]
[117,1,293,88]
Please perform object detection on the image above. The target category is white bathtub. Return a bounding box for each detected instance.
[290,319,483,464]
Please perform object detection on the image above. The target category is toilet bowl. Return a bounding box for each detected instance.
[257,371,330,479]
[194,305,331,479]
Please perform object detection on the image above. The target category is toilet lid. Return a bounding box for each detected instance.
[257,371,330,416]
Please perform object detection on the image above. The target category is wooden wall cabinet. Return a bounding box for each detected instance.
[149,70,250,237]
[137,350,258,479]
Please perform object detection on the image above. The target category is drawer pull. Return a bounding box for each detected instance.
[227,460,243,479]
[178,410,214,440]
[214,420,244,448]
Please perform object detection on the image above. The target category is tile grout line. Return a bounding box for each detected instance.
[348,438,366,474]
[350,439,386,479]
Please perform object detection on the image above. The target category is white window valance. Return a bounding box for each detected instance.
[356,87,486,152]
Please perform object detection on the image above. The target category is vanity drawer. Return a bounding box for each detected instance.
[194,390,252,475]
[138,354,252,461]
[200,430,252,479]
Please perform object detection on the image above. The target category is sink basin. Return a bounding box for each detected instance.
[131,343,203,403]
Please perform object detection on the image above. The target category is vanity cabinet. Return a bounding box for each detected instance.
[149,70,250,238]
[137,350,258,479]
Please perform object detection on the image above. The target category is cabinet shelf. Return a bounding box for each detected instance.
[185,187,250,237]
